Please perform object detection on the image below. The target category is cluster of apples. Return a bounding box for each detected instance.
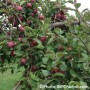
[8,0,44,28]
[57,46,73,60]
[4,0,45,65]
[51,10,66,21]
[7,36,47,64]
[1,0,72,75]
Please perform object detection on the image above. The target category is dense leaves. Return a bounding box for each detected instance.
[0,0,90,90]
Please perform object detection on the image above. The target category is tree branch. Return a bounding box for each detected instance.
[13,81,22,90]
[50,21,80,29]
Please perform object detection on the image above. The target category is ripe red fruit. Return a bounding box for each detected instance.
[67,47,72,51]
[18,37,22,41]
[39,15,44,20]
[30,40,37,47]
[60,10,64,15]
[26,3,32,8]
[33,9,37,14]
[7,41,16,48]
[16,6,23,11]
[56,13,61,20]
[52,68,59,73]
[7,31,11,35]
[27,19,32,25]
[31,66,38,72]
[8,16,13,23]
[18,15,24,21]
[61,15,66,20]
[20,58,27,64]
[39,36,46,42]
[1,55,5,63]
[19,26,25,32]
[13,20,19,27]
[10,50,15,56]
[59,70,65,74]
[57,46,64,51]
[32,40,37,46]
[30,0,36,3]
[31,13,35,17]
[67,55,73,60]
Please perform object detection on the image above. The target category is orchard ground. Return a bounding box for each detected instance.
[0,64,24,90]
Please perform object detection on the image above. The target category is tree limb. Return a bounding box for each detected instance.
[50,21,80,29]
[13,81,22,90]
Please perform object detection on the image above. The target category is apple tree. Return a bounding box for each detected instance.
[0,0,90,90]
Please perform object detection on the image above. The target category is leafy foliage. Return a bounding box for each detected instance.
[0,0,90,90]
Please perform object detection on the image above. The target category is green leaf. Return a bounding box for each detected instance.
[60,62,67,71]
[82,53,88,59]
[69,81,80,86]
[83,63,89,70]
[15,51,24,56]
[0,46,2,49]
[52,73,64,77]
[42,57,49,64]
[66,0,73,4]
[42,70,49,76]
[30,73,39,82]
[86,42,90,52]
[28,79,37,88]
[20,1,26,5]
[47,37,53,44]
[70,69,77,77]
[45,50,55,60]
[47,60,52,70]
[34,39,42,45]
[75,3,81,8]
[56,52,67,60]
[36,44,44,49]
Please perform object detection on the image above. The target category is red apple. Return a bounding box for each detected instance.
[33,9,37,14]
[61,15,66,20]
[31,13,35,17]
[39,15,44,20]
[16,6,23,11]
[7,31,11,35]
[39,36,46,42]
[10,50,15,56]
[8,16,13,23]
[30,40,37,47]
[13,20,19,27]
[7,41,16,48]
[18,37,22,41]
[51,68,59,73]
[27,19,32,25]
[31,66,38,72]
[26,3,32,8]
[20,58,27,64]
[67,55,73,60]
[57,46,64,51]
[19,26,25,32]
[67,47,72,51]
[30,0,36,3]
[1,55,5,63]
[59,70,65,74]
[32,40,37,46]
[18,15,24,21]
[56,13,61,20]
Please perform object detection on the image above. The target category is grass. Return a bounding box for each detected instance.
[0,64,24,90]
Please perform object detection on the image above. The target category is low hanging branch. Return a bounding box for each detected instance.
[13,81,22,90]
[50,21,80,29]
[50,21,90,29]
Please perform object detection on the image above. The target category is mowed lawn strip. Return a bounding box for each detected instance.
[0,65,24,90]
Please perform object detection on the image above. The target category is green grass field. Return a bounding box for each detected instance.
[0,65,24,90]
